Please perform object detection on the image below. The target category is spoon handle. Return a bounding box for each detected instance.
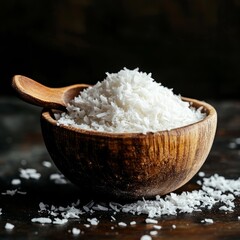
[12,75,89,110]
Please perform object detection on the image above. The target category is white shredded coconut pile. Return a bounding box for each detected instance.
[56,68,205,133]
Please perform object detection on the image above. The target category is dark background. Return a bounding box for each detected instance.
[1,0,240,99]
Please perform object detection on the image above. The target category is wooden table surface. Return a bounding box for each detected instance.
[0,97,240,240]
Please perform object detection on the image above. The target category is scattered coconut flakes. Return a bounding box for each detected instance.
[109,202,122,212]
[153,225,162,230]
[39,202,48,212]
[19,168,41,180]
[145,219,158,224]
[2,189,17,196]
[172,224,176,229]
[201,218,214,224]
[31,217,52,224]
[42,161,52,168]
[61,206,83,219]
[111,216,116,221]
[118,222,127,227]
[84,224,90,228]
[130,221,136,225]
[0,208,2,215]
[219,206,234,211]
[238,216,240,220]
[150,230,158,236]
[122,174,240,218]
[72,228,80,235]
[57,68,205,134]
[53,218,68,225]
[111,226,114,230]
[1,189,25,196]
[87,218,99,226]
[92,204,109,211]
[5,223,14,230]
[29,174,240,226]
[11,179,21,185]
[140,235,152,240]
[49,173,67,184]
[17,191,27,195]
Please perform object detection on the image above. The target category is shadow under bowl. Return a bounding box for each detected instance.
[41,97,217,200]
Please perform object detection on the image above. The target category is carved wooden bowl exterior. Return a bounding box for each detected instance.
[41,97,217,200]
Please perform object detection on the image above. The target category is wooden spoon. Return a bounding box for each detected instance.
[12,75,90,110]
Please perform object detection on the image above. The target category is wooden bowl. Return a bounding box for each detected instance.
[41,97,217,200]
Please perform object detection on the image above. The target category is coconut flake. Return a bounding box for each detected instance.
[118,222,127,227]
[201,218,214,224]
[42,161,52,168]
[87,218,99,226]
[31,217,52,224]
[150,230,158,236]
[19,168,41,180]
[145,219,158,224]
[140,235,152,240]
[53,218,68,225]
[11,179,21,185]
[72,228,80,235]
[5,223,14,230]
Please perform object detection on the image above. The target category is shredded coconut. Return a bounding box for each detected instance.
[31,217,52,224]
[42,161,52,168]
[140,235,152,240]
[87,218,99,226]
[72,228,80,235]
[201,218,214,224]
[29,174,240,229]
[11,179,21,185]
[56,68,205,133]
[145,218,158,224]
[19,168,41,180]
[5,223,14,230]
[150,230,158,236]
[118,222,127,227]
[49,173,67,184]
[153,225,162,230]
[130,221,136,225]
[1,189,26,196]
[53,218,68,225]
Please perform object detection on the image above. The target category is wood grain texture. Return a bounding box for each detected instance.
[12,75,90,110]
[41,98,217,200]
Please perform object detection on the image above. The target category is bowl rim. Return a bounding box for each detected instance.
[41,97,217,138]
